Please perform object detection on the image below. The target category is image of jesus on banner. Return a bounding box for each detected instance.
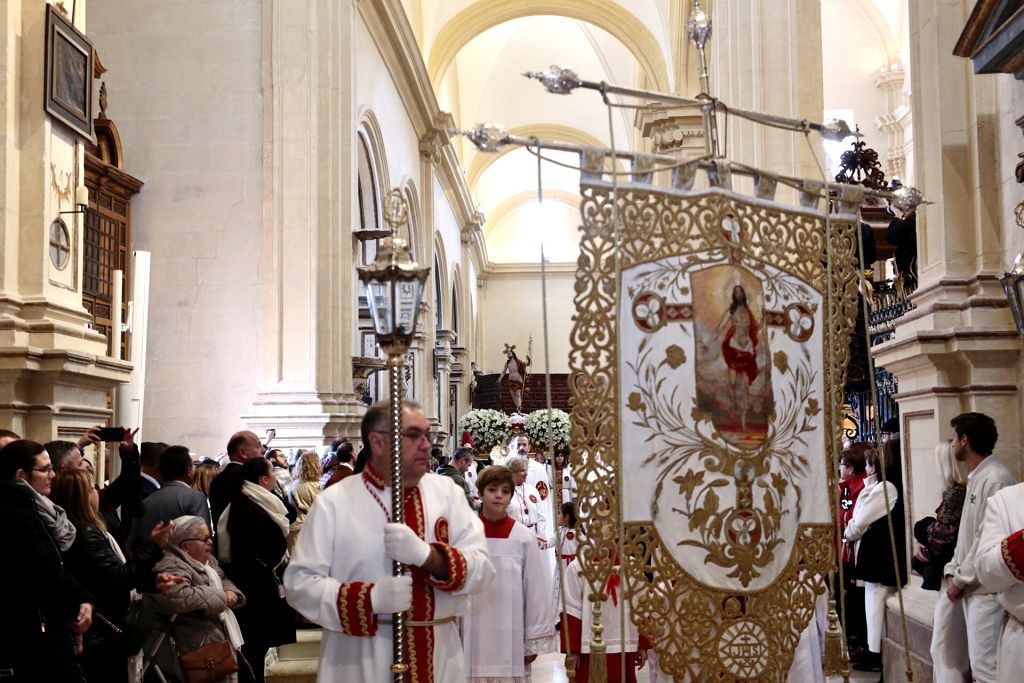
[695,265,772,445]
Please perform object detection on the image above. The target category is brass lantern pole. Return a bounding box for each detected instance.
[357,189,430,682]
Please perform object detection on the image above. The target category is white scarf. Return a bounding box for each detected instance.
[203,563,245,650]
[216,481,290,563]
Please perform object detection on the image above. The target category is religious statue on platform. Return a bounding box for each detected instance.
[498,341,531,413]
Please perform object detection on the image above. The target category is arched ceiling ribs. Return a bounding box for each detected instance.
[427,0,671,94]
[482,189,581,239]
[466,123,625,194]
[849,0,899,66]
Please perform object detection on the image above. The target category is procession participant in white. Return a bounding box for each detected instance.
[283,401,495,683]
[506,455,550,549]
[553,449,576,504]
[463,466,555,682]
[975,481,1024,683]
[561,545,650,683]
[516,434,550,502]
[932,412,1016,683]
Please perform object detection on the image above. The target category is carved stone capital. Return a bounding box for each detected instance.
[634,105,706,155]
[420,112,454,161]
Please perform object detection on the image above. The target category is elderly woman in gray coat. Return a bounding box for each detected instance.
[142,515,246,683]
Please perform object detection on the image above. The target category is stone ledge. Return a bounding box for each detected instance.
[882,585,937,683]
[266,629,321,683]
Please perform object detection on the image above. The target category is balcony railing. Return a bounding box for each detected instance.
[842,277,915,442]
[868,278,916,346]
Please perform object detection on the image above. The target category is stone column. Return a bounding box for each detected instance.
[710,0,825,190]
[873,3,1021,675]
[244,0,364,447]
[433,329,454,443]
[873,66,912,182]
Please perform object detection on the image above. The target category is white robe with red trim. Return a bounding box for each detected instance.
[283,470,495,683]
[509,482,549,546]
[462,515,555,681]
[976,482,1024,683]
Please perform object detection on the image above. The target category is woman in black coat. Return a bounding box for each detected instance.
[51,469,167,683]
[0,443,94,683]
[220,458,296,682]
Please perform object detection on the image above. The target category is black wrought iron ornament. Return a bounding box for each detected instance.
[834,128,887,190]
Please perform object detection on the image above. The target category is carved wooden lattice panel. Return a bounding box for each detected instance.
[569,181,859,681]
[82,152,140,361]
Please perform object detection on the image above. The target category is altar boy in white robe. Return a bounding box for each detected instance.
[560,527,650,683]
[284,401,495,683]
[463,465,555,681]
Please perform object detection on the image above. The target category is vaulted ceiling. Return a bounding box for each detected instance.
[401,0,907,264]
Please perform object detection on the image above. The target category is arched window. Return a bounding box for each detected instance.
[451,285,459,338]
[356,135,380,265]
[434,255,443,329]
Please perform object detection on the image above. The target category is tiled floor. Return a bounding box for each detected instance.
[529,652,880,682]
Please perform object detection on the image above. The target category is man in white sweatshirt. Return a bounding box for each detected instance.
[930,412,1016,683]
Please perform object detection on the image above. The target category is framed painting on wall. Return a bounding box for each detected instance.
[45,4,94,139]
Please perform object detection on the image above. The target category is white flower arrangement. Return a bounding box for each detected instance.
[458,409,512,453]
[525,408,571,449]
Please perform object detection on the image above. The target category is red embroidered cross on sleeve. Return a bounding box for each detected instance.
[336,581,376,637]
[424,542,468,592]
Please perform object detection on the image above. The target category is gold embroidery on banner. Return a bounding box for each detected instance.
[570,184,858,681]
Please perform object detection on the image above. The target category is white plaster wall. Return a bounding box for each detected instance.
[480,269,575,375]
[433,174,463,288]
[355,21,421,214]
[87,0,262,455]
[997,75,1024,272]
[821,0,890,157]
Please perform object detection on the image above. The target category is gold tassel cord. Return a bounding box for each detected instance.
[604,86,630,683]
[806,133,851,682]
[806,133,914,682]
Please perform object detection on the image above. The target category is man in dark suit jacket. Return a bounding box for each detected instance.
[209,430,264,527]
[128,445,209,552]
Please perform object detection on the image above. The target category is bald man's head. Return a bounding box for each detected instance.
[226,430,263,463]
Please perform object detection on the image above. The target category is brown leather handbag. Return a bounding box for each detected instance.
[177,639,238,683]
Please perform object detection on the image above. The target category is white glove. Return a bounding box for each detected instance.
[370,575,413,614]
[384,522,432,567]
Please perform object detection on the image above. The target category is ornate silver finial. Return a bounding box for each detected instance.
[889,185,930,215]
[465,122,510,153]
[383,189,409,232]
[686,1,712,49]
[820,118,853,143]
[522,65,581,95]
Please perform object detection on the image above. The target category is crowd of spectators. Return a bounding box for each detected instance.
[0,426,354,682]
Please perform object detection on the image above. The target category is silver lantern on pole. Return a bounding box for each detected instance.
[357,188,429,681]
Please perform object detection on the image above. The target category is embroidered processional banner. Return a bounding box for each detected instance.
[569,176,859,681]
